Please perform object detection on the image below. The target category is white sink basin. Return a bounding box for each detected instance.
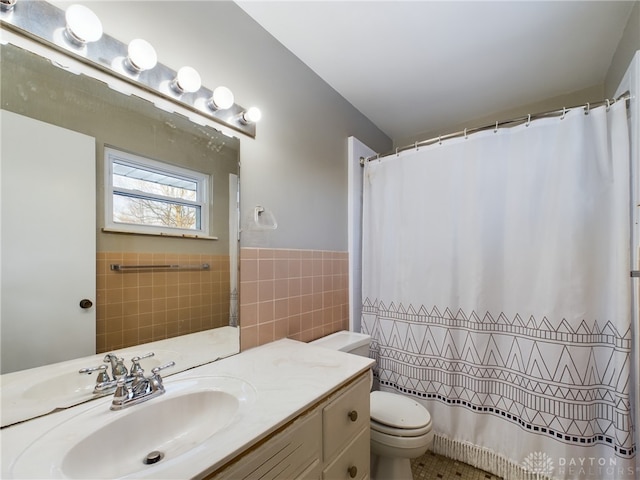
[8,376,255,479]
[19,370,98,402]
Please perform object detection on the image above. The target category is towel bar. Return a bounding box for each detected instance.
[110,264,210,271]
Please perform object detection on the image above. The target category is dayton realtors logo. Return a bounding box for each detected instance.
[523,452,637,478]
[522,451,554,475]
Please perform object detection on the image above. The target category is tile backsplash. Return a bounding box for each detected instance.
[239,248,349,350]
[97,248,348,353]
[97,252,230,353]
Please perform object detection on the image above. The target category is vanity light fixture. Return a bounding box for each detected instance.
[125,38,157,73]
[241,107,262,124]
[208,86,235,111]
[0,0,17,13]
[1,0,260,137]
[171,66,202,94]
[64,4,103,46]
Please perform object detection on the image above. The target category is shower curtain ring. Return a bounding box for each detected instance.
[438,135,442,145]
[584,102,590,115]
[464,128,468,139]
[396,147,399,156]
[494,121,498,133]
[606,99,611,111]
[414,141,418,151]
[561,107,566,120]
[526,114,531,127]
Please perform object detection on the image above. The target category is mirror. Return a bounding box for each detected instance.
[0,43,240,411]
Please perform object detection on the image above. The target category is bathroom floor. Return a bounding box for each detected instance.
[411,451,503,480]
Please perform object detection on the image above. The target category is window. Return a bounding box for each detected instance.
[105,147,210,237]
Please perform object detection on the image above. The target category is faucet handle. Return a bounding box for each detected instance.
[130,358,144,376]
[111,377,131,407]
[149,361,175,393]
[79,364,111,383]
[151,361,175,376]
[130,352,154,375]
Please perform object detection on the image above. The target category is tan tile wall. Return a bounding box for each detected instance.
[97,252,230,353]
[239,248,349,351]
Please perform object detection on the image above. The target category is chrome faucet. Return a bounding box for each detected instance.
[103,353,128,378]
[79,352,156,395]
[110,361,175,410]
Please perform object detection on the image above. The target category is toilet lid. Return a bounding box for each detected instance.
[370,391,431,429]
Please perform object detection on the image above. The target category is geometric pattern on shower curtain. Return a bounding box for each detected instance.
[362,301,635,458]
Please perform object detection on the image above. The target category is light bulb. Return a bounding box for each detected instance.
[126,39,157,72]
[172,66,201,94]
[65,4,103,45]
[209,86,234,110]
[241,107,262,124]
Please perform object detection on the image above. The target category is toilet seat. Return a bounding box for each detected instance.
[371,418,432,437]
[370,391,432,437]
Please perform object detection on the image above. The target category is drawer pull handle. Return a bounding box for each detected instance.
[348,410,358,422]
[348,465,358,478]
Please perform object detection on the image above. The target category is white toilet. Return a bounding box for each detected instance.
[310,331,433,480]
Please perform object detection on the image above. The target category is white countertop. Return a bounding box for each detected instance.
[0,326,239,427]
[0,338,374,479]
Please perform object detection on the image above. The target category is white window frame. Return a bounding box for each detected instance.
[104,147,211,237]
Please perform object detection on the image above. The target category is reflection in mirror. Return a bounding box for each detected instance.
[0,44,240,377]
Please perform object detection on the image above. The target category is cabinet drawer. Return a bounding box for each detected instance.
[322,427,369,480]
[322,373,370,461]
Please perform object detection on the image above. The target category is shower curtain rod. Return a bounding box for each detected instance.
[361,91,631,165]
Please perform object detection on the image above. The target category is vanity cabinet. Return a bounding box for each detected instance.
[208,372,370,480]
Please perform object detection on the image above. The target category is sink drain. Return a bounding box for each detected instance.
[143,450,164,465]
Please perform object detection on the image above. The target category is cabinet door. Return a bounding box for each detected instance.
[212,410,322,480]
[1,110,96,373]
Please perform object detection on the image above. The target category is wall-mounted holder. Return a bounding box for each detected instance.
[0,1,258,138]
[252,205,277,230]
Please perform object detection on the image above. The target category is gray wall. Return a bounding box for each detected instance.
[606,1,640,96]
[62,1,392,252]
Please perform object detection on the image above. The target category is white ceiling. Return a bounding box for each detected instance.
[236,1,635,142]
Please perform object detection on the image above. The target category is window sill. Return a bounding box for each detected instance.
[101,227,218,240]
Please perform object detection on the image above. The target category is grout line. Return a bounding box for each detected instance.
[411,451,504,480]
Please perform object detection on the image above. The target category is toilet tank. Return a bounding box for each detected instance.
[310,331,371,357]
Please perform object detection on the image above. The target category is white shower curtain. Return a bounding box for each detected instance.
[361,100,635,480]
